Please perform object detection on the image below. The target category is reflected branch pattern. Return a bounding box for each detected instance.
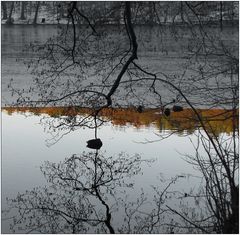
[2,1,238,234]
[4,145,237,233]
[6,151,156,233]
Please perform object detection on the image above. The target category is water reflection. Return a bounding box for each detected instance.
[5,148,207,233]
[2,111,206,233]
[5,150,156,233]
[2,108,237,233]
[3,106,237,136]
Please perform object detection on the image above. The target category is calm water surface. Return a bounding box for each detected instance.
[1,24,238,107]
[2,110,203,233]
[1,25,236,233]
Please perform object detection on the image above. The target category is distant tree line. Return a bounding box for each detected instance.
[1,1,239,26]
[1,1,69,24]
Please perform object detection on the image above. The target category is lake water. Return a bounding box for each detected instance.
[1,24,237,233]
[2,109,204,233]
[1,24,238,107]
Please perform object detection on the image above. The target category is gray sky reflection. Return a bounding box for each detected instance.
[2,111,201,232]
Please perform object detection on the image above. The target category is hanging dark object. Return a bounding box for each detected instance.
[164,108,171,116]
[172,105,183,112]
[137,105,144,113]
[86,138,103,150]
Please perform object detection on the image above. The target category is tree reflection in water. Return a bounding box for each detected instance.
[6,150,159,233]
[3,111,224,233]
[6,147,209,234]
[3,108,228,234]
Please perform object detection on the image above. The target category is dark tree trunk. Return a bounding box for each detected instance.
[59,3,65,18]
[180,1,184,23]
[29,1,32,15]
[2,1,8,20]
[115,2,121,25]
[33,1,40,24]
[20,1,26,20]
[148,2,154,25]
[220,1,223,30]
[6,2,14,24]
[231,2,234,26]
